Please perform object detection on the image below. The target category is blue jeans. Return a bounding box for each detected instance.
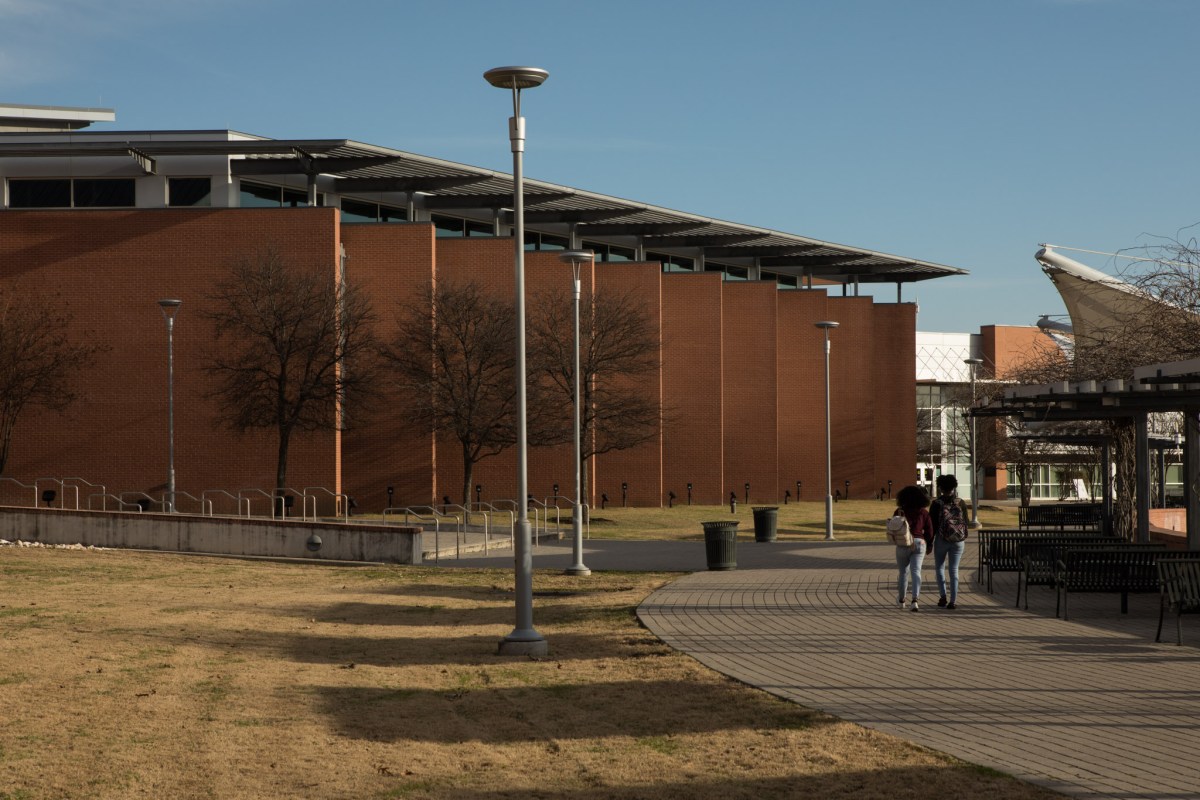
[896,539,926,602]
[934,538,966,602]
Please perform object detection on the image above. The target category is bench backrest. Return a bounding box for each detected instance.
[1058,546,1167,592]
[1018,503,1104,530]
[1157,558,1200,611]
[984,529,1117,571]
[1018,538,1118,575]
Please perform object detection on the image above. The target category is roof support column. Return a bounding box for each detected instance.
[1186,411,1200,550]
[1102,440,1113,536]
[695,249,704,274]
[896,282,903,303]
[634,238,645,262]
[307,174,318,206]
[1136,413,1151,543]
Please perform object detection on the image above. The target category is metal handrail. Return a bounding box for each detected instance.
[0,476,37,508]
[273,487,313,520]
[470,501,516,551]
[119,491,164,513]
[163,489,206,515]
[303,486,349,521]
[88,492,142,512]
[383,506,442,563]
[201,489,251,517]
[35,477,78,510]
[238,488,278,519]
[63,478,105,510]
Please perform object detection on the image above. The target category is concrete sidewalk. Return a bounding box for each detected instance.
[440,536,1199,799]
[637,540,1200,800]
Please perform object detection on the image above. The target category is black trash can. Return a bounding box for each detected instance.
[702,521,739,570]
[752,506,779,542]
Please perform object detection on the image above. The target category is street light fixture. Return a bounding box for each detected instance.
[816,321,839,540]
[964,357,984,528]
[485,65,550,657]
[558,248,593,577]
[158,299,182,513]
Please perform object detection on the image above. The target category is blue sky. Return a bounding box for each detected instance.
[2,0,1196,332]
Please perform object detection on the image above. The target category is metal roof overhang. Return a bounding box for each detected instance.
[0,134,968,284]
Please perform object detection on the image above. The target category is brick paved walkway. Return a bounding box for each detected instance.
[637,540,1200,800]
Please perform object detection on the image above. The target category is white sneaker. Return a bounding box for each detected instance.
[898,599,908,609]
[911,601,920,612]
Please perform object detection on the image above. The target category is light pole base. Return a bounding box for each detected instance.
[497,636,548,657]
[564,565,591,577]
[969,520,983,529]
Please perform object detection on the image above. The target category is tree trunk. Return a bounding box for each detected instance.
[275,425,292,516]
[461,440,475,508]
[1112,421,1136,541]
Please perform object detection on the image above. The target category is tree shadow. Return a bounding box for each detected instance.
[314,678,836,743]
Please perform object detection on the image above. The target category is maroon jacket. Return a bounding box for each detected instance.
[894,507,934,548]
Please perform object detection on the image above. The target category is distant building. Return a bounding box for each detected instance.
[0,104,967,510]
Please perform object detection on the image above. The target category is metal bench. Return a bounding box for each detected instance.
[980,528,1116,593]
[1055,546,1167,620]
[1015,537,1118,609]
[1018,503,1104,530]
[1156,557,1200,646]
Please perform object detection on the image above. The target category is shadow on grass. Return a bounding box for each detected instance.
[314,678,835,743]
[378,769,1055,800]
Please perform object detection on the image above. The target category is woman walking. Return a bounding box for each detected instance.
[893,485,934,612]
[931,474,971,609]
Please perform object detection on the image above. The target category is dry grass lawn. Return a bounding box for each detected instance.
[0,546,1061,799]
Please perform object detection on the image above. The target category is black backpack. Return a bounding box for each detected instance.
[936,499,968,543]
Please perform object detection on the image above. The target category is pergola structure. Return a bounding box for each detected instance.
[975,358,1200,548]
[0,134,966,296]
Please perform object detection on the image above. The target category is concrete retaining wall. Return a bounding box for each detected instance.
[0,507,422,564]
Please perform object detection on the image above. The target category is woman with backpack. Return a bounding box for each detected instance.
[892,485,934,612]
[930,474,971,609]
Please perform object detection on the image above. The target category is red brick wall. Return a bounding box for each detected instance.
[590,261,663,508]
[662,272,724,505]
[0,211,922,512]
[723,281,778,504]
[340,222,436,510]
[0,208,341,512]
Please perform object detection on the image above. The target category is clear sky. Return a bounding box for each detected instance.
[2,0,1197,333]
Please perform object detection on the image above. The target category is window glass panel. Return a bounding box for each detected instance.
[607,244,634,262]
[723,265,748,281]
[539,233,568,251]
[73,179,135,207]
[281,187,308,208]
[379,204,407,222]
[168,178,211,207]
[8,179,71,208]
[340,199,379,223]
[465,220,493,237]
[432,214,465,237]
[240,182,281,207]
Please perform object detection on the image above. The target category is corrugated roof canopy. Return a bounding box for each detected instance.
[0,133,968,285]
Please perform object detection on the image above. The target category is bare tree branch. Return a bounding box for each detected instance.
[203,247,380,491]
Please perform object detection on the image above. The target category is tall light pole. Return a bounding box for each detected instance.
[158,299,182,513]
[558,249,593,577]
[485,65,549,657]
[964,357,983,528]
[816,321,839,540]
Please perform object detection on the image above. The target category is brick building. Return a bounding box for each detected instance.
[0,104,967,511]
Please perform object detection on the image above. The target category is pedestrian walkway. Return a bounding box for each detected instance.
[636,539,1200,800]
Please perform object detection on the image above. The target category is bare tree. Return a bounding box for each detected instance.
[528,285,660,508]
[382,280,517,505]
[204,248,379,493]
[0,290,105,474]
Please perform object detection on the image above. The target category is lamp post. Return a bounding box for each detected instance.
[558,249,593,577]
[158,299,182,513]
[485,65,549,656]
[964,357,984,528]
[816,321,839,540]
